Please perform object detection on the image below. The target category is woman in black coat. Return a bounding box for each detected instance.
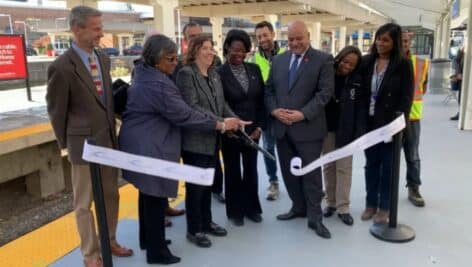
[357,23,414,224]
[218,29,266,226]
[322,46,362,226]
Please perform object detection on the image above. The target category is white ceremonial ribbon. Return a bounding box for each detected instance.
[82,142,215,186]
[290,115,406,176]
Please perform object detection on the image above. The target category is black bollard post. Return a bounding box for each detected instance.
[87,138,114,267]
[370,113,415,243]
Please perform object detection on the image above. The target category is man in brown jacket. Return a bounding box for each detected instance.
[46,6,132,267]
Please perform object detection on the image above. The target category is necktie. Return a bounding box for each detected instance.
[88,54,103,96]
[288,54,301,89]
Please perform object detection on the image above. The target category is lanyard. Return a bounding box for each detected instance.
[372,60,388,99]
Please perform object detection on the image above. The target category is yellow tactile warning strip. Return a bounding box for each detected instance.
[0,123,52,142]
[0,182,185,267]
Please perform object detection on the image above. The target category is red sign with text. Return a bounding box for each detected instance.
[0,35,28,80]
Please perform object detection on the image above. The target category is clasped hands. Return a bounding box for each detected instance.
[271,108,305,125]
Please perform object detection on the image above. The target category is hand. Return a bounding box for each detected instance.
[223,117,240,131]
[271,108,292,125]
[224,118,252,131]
[249,127,262,140]
[285,110,305,123]
[238,119,252,131]
[457,73,463,80]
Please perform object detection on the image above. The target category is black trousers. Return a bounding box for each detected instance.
[222,137,262,219]
[276,136,324,223]
[138,192,168,258]
[182,151,216,234]
[212,154,224,194]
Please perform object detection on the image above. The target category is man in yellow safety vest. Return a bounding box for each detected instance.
[248,21,285,201]
[402,31,429,207]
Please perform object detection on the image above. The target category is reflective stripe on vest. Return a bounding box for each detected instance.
[409,55,429,120]
[253,48,286,83]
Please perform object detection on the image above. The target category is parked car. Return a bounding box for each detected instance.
[122,44,143,56]
[25,47,37,56]
[102,47,120,56]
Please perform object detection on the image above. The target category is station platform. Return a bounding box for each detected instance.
[0,88,470,267]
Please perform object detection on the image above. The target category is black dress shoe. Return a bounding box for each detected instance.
[323,207,336,217]
[276,211,306,221]
[213,193,226,203]
[246,213,263,223]
[186,232,212,248]
[338,213,354,226]
[308,221,331,239]
[146,246,181,265]
[205,222,228,236]
[450,113,459,121]
[230,217,244,226]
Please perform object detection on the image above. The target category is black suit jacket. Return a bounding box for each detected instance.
[357,54,414,132]
[217,62,266,134]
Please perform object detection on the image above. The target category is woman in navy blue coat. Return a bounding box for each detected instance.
[119,35,242,265]
[322,46,362,226]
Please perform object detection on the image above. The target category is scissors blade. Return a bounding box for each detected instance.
[239,130,277,161]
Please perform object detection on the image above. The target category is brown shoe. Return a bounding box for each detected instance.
[84,257,102,267]
[361,207,377,221]
[165,207,185,216]
[373,210,389,224]
[110,243,134,257]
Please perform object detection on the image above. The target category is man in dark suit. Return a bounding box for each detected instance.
[46,6,132,267]
[265,21,334,239]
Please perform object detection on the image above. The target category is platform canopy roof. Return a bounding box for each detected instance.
[354,0,453,30]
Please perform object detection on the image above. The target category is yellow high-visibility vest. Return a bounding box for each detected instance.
[409,55,429,120]
[250,47,286,83]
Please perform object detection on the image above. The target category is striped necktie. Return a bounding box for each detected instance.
[88,54,102,96]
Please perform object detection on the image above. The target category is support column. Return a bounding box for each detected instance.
[440,13,451,59]
[66,0,97,9]
[459,5,472,130]
[152,0,178,41]
[331,30,336,55]
[309,22,321,49]
[358,29,364,53]
[264,14,281,40]
[349,34,353,45]
[210,17,224,59]
[433,21,442,58]
[339,26,347,52]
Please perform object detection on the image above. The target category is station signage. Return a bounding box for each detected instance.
[0,35,28,81]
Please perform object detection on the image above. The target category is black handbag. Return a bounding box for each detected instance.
[112,78,129,115]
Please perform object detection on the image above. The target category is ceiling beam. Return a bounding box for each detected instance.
[180,2,311,17]
[295,0,390,25]
[281,14,345,24]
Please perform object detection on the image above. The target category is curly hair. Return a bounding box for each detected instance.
[334,46,362,73]
[223,29,251,57]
